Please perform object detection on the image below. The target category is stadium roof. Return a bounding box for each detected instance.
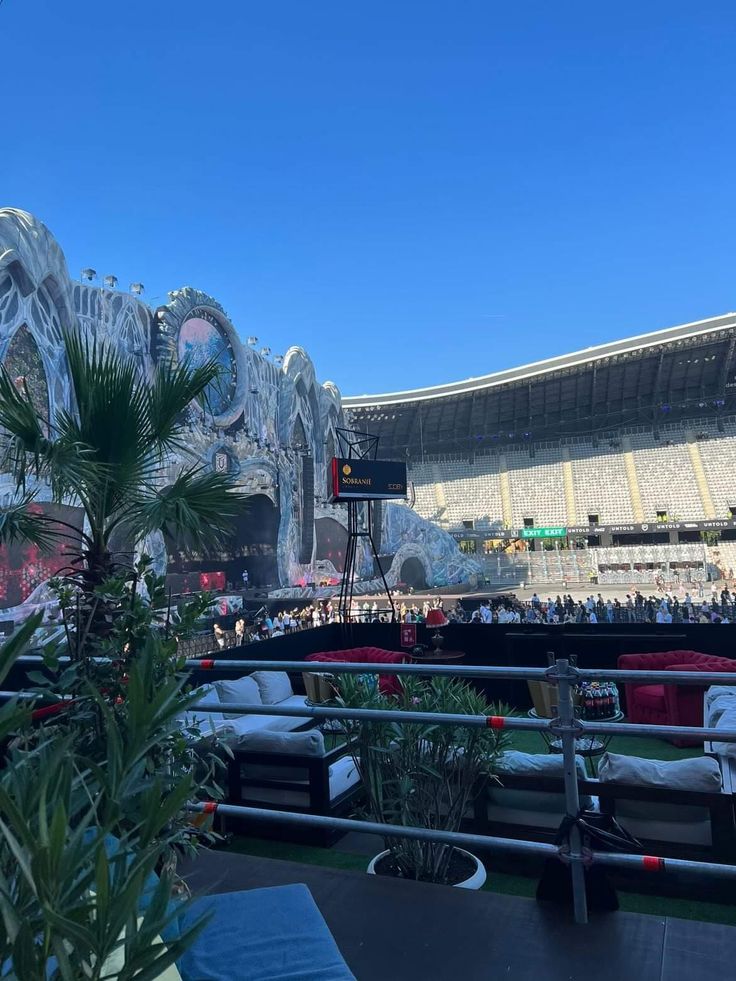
[344,313,736,458]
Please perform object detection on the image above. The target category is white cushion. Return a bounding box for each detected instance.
[705,687,736,727]
[179,684,232,734]
[234,728,326,756]
[598,753,722,791]
[494,751,593,808]
[215,676,263,719]
[712,705,736,759]
[705,685,736,708]
[228,706,307,739]
[328,755,360,801]
[250,670,293,704]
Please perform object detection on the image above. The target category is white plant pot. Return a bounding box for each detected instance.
[366,847,487,890]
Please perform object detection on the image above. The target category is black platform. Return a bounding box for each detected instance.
[180,849,736,980]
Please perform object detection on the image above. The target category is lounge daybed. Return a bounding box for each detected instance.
[704,685,736,794]
[475,749,736,863]
[181,671,362,838]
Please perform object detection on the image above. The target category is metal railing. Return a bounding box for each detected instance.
[182,655,736,925]
[8,654,736,922]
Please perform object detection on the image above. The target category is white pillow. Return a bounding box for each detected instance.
[235,728,325,756]
[712,705,736,759]
[250,670,293,704]
[705,685,736,708]
[215,676,263,719]
[598,752,722,791]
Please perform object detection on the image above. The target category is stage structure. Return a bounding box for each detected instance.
[0,208,478,607]
[328,429,408,621]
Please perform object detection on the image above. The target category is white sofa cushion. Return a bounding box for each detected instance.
[227,697,309,740]
[712,705,736,759]
[493,750,594,809]
[706,687,736,727]
[234,728,325,756]
[178,685,233,738]
[251,670,293,704]
[215,676,263,718]
[705,685,736,708]
[598,752,722,791]
[328,755,360,801]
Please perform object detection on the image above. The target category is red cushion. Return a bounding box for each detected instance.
[631,684,666,711]
[306,647,406,695]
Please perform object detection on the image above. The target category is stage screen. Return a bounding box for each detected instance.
[0,503,84,609]
[329,457,407,502]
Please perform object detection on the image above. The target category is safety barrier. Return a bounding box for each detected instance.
[183,655,736,925]
[10,654,736,924]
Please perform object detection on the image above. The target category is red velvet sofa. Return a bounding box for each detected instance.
[617,650,736,745]
[306,647,407,696]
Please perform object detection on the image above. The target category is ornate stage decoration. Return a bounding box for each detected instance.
[0,208,478,600]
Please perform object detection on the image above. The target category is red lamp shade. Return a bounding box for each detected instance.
[426,609,448,627]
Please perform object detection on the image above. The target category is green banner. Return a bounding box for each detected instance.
[520,526,567,539]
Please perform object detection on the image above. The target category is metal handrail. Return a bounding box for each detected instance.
[12,652,736,924]
[189,700,736,744]
[14,652,736,686]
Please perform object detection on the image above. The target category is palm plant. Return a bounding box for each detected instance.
[0,329,247,594]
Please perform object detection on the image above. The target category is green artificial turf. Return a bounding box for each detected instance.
[507,727,702,761]
[225,835,736,927]
[223,719,721,926]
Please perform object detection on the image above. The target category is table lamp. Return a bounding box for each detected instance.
[425,608,448,653]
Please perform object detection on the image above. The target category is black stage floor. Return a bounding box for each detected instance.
[180,848,736,981]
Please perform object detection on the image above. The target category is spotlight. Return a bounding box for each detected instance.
[80,268,97,282]
[247,336,258,346]
[130,282,145,295]
[103,274,118,289]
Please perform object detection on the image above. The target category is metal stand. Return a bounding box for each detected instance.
[549,655,588,924]
[337,500,395,623]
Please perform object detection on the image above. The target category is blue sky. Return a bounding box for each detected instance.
[2,2,735,395]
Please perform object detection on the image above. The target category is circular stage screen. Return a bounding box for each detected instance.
[177,309,237,417]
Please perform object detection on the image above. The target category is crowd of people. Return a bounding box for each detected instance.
[208,583,736,649]
[458,588,736,625]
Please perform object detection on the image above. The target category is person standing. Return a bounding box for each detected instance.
[234,616,246,646]
[241,569,249,590]
[213,623,226,649]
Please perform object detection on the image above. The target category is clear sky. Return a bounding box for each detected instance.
[2,1,735,396]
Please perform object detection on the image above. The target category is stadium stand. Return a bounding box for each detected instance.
[405,422,736,531]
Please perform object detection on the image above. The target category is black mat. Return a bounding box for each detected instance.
[180,849,736,981]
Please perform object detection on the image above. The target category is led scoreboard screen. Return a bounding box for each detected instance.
[329,457,408,502]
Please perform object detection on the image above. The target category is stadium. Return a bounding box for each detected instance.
[345,314,736,592]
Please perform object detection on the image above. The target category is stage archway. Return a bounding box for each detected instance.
[399,556,428,591]
[165,492,280,589]
[315,517,348,573]
[232,494,279,588]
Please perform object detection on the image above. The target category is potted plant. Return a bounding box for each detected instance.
[337,673,509,888]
